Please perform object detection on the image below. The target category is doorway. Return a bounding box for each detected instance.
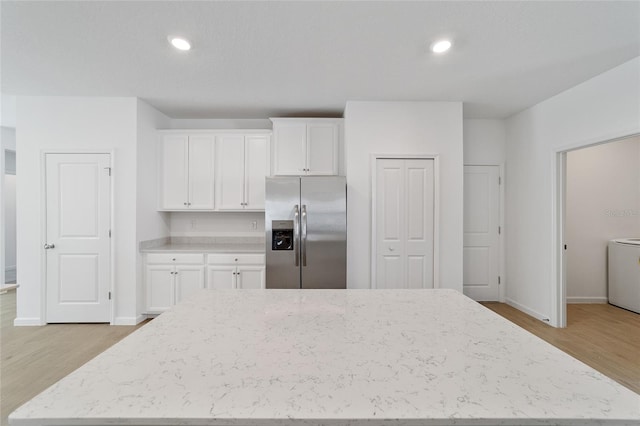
[555,132,640,327]
[4,149,17,286]
[372,156,437,289]
[44,153,112,323]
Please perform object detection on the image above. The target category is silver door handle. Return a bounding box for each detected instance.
[301,204,307,267]
[44,243,55,250]
[294,205,300,267]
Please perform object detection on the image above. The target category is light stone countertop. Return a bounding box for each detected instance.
[141,243,265,253]
[9,289,640,426]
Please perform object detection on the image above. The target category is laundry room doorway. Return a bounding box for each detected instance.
[555,133,640,326]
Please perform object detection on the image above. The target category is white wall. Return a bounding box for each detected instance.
[566,136,640,303]
[505,57,640,325]
[463,119,506,165]
[169,212,264,237]
[15,96,138,325]
[1,127,17,285]
[1,95,17,128]
[136,100,171,316]
[344,101,464,290]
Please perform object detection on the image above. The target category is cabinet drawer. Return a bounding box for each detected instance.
[146,253,204,265]
[207,254,265,265]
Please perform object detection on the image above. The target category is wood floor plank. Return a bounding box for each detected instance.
[0,291,148,425]
[482,302,640,394]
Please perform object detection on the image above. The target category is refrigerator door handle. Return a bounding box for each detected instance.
[294,205,300,267]
[302,204,307,267]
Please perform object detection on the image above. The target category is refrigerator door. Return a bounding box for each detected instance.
[266,177,301,289]
[300,176,347,289]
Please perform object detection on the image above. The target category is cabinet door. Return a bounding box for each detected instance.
[244,135,270,210]
[215,135,245,210]
[207,266,236,289]
[159,135,189,210]
[273,123,306,175]
[236,266,265,289]
[175,265,206,303]
[307,123,339,175]
[188,135,216,210]
[146,265,174,312]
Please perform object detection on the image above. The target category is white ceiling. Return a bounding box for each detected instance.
[2,1,639,119]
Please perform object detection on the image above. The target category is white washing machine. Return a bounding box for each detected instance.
[608,238,640,314]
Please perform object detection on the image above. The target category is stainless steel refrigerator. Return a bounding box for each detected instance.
[265,176,346,289]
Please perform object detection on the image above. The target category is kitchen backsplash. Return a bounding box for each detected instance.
[169,212,265,237]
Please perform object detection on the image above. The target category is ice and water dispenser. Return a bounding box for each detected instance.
[271,220,294,251]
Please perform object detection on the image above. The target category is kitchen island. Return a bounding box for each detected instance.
[9,289,640,426]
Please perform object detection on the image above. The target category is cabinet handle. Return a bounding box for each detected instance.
[184,202,187,206]
[172,258,176,261]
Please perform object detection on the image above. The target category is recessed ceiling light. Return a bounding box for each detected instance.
[431,39,452,54]
[169,37,191,51]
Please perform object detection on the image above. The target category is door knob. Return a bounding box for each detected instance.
[44,243,55,250]
[388,247,394,251]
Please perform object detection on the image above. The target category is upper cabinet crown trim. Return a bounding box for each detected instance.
[269,118,343,124]
[158,129,272,135]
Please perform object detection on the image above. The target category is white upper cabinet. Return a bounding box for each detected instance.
[215,133,270,211]
[158,130,271,212]
[159,135,189,210]
[271,118,341,176]
[187,135,216,209]
[215,135,246,210]
[158,133,215,211]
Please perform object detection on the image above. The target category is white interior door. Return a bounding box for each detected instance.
[375,158,434,289]
[45,153,111,323]
[463,165,500,301]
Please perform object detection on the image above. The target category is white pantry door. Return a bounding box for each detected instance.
[375,158,434,289]
[463,165,500,301]
[45,153,111,323]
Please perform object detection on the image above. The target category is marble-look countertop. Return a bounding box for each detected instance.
[141,243,265,253]
[10,290,640,426]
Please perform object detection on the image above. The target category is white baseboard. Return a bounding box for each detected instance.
[14,317,44,326]
[113,315,146,326]
[566,297,608,304]
[505,298,550,323]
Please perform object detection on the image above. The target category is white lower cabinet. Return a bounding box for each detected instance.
[145,252,265,313]
[145,254,206,313]
[207,265,236,289]
[207,254,265,289]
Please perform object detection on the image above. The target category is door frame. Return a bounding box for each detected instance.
[552,130,640,328]
[40,150,115,324]
[463,164,506,302]
[370,154,440,288]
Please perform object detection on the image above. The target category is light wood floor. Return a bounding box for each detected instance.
[482,302,640,394]
[1,293,638,425]
[0,291,148,425]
